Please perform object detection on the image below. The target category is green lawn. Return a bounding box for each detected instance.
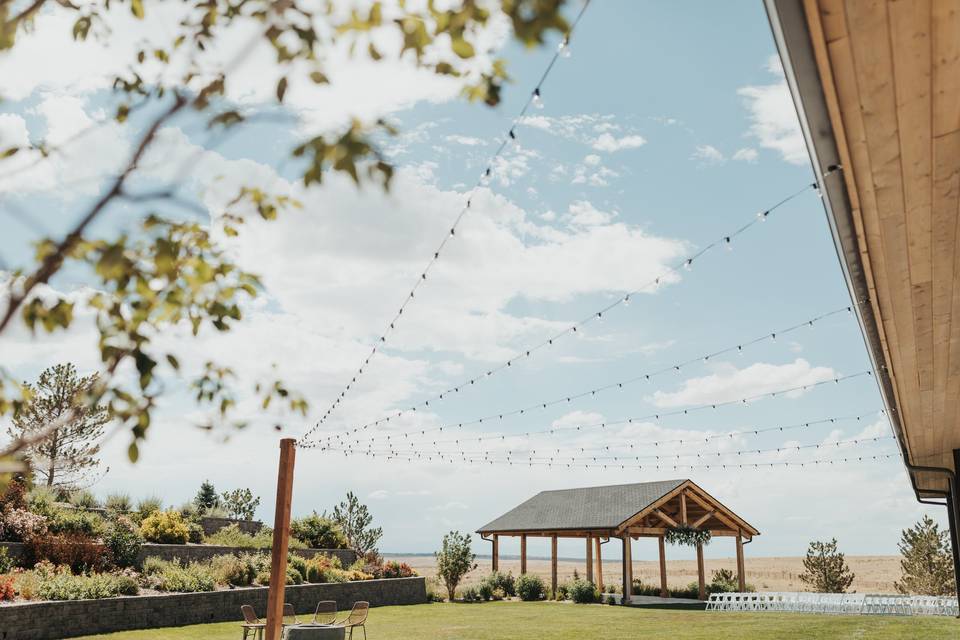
[76,601,958,640]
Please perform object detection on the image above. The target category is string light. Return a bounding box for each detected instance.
[306,306,854,446]
[299,1,595,442]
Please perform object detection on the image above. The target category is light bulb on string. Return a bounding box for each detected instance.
[724,236,733,251]
[558,38,571,58]
[532,88,544,109]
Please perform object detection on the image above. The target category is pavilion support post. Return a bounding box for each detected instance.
[658,535,668,598]
[520,534,527,575]
[492,534,499,572]
[551,535,558,599]
[594,537,603,590]
[265,438,296,640]
[951,449,960,614]
[736,533,746,592]
[696,542,706,601]
[622,536,632,605]
[586,536,594,584]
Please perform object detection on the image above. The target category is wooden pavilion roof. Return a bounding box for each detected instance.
[476,479,759,539]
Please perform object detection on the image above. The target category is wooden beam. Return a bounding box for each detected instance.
[692,510,715,528]
[736,534,746,592]
[492,534,499,572]
[624,526,739,537]
[658,535,667,598]
[265,438,296,640]
[622,536,633,604]
[520,534,527,575]
[551,535,558,599]
[585,536,593,584]
[594,537,603,590]
[653,509,678,527]
[680,492,688,525]
[684,489,741,532]
[696,542,705,601]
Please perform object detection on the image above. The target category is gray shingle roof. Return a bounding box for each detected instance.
[477,479,687,533]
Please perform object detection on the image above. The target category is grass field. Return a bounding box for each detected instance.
[77,601,958,640]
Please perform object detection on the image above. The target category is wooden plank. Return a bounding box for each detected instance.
[492,534,499,572]
[683,489,742,533]
[585,536,593,584]
[736,534,746,592]
[595,537,603,590]
[696,542,705,601]
[265,438,296,640]
[623,536,633,604]
[551,535,558,599]
[653,509,678,528]
[658,536,668,598]
[520,534,527,575]
[680,492,688,525]
[692,511,715,528]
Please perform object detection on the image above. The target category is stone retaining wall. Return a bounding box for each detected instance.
[0,577,426,640]
[0,541,356,568]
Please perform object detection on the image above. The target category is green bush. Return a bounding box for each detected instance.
[69,490,100,510]
[105,493,132,513]
[290,513,347,549]
[555,582,570,601]
[515,574,546,601]
[479,571,515,597]
[27,487,57,517]
[569,578,600,603]
[136,496,163,518]
[461,586,480,602]
[187,522,204,544]
[0,547,14,573]
[141,557,215,592]
[48,509,104,537]
[34,565,140,600]
[477,581,493,601]
[104,516,143,568]
[210,553,261,586]
[205,524,304,549]
[288,554,309,581]
[139,510,190,544]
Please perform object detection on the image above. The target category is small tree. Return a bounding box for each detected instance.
[220,488,260,521]
[435,530,476,601]
[7,363,109,489]
[331,491,383,556]
[799,538,855,593]
[193,480,219,514]
[894,515,956,596]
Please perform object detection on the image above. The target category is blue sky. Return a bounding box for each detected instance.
[0,1,936,560]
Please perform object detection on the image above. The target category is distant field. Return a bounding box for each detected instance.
[388,555,903,593]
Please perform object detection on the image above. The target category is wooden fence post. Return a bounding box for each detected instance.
[265,438,296,640]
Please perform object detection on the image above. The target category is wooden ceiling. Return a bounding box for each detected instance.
[796,0,960,492]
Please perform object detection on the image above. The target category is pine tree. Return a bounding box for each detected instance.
[7,363,108,489]
[194,480,219,514]
[799,538,855,593]
[894,515,956,596]
[331,491,383,557]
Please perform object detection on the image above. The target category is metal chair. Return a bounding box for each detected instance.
[313,600,338,626]
[336,601,369,640]
[241,605,266,640]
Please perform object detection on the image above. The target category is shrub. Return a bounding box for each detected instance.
[569,578,600,603]
[69,490,100,510]
[305,554,343,583]
[288,554,309,582]
[0,508,48,542]
[210,553,260,586]
[0,575,15,601]
[178,501,199,521]
[104,516,143,568]
[555,582,570,601]
[461,586,480,602]
[26,533,111,573]
[379,560,416,579]
[0,477,27,511]
[291,513,347,549]
[477,581,493,601]
[27,487,58,517]
[0,547,14,573]
[136,496,163,518]
[204,524,303,549]
[286,566,304,585]
[256,569,271,585]
[104,493,132,513]
[141,558,215,592]
[35,566,141,600]
[710,568,739,593]
[480,571,515,597]
[187,522,204,544]
[48,509,104,537]
[516,574,546,601]
[204,504,231,519]
[140,510,190,544]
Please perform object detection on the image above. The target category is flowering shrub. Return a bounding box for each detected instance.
[0,508,48,542]
[26,532,111,573]
[370,560,416,579]
[0,575,15,601]
[139,510,190,544]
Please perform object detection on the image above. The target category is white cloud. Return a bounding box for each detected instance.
[649,358,837,408]
[566,200,614,227]
[691,144,725,165]
[446,134,486,146]
[592,132,646,152]
[732,147,758,162]
[519,114,645,153]
[369,489,390,500]
[737,55,807,165]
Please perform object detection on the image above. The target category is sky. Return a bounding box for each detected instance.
[0,0,942,562]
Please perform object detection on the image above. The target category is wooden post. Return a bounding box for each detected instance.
[492,534,499,572]
[585,536,593,584]
[680,492,688,525]
[265,438,296,640]
[594,537,603,590]
[658,535,668,598]
[736,533,746,592]
[696,542,706,601]
[550,535,558,599]
[622,536,632,605]
[520,534,527,575]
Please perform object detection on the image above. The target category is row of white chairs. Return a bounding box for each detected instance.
[706,592,959,617]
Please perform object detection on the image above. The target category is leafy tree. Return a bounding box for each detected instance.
[0,0,572,480]
[291,512,347,549]
[7,364,109,489]
[435,530,477,601]
[220,488,260,521]
[799,538,855,593]
[193,480,219,514]
[894,515,956,596]
[331,491,382,556]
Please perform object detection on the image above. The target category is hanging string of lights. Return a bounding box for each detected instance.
[321,435,894,465]
[305,305,857,448]
[300,369,875,450]
[331,410,883,456]
[302,1,595,440]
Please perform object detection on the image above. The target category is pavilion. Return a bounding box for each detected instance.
[476,479,759,603]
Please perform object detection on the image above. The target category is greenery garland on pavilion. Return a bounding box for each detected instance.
[664,525,711,547]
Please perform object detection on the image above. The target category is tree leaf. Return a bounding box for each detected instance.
[276,77,288,103]
[130,0,144,19]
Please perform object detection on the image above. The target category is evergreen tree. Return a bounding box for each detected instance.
[331,491,383,556]
[799,538,855,593]
[193,480,219,514]
[7,363,108,489]
[894,515,956,596]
